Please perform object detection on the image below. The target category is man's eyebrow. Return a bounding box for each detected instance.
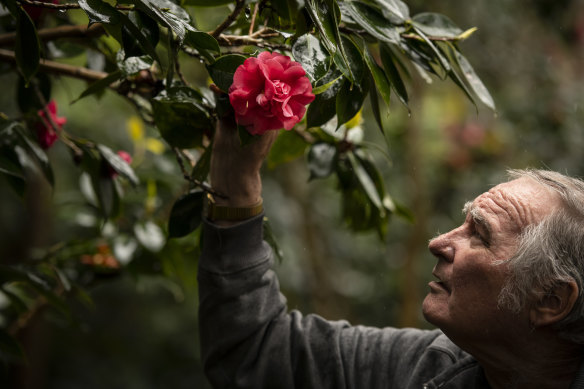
[462,201,493,239]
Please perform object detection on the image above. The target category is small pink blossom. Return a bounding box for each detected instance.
[36,100,66,149]
[228,51,315,135]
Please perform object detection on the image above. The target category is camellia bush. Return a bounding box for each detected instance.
[0,0,494,363]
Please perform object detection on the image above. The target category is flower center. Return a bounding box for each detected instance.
[272,80,291,98]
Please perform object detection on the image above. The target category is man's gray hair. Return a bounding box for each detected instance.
[497,169,584,344]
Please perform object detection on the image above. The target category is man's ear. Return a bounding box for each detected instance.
[529,280,579,328]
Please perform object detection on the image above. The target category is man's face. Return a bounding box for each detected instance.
[422,177,560,348]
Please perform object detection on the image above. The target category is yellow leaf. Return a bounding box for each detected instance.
[127,116,144,141]
[345,109,362,129]
[145,138,165,154]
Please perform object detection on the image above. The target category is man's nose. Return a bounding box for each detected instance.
[428,232,455,263]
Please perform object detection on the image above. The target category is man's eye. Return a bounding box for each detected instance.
[474,231,490,247]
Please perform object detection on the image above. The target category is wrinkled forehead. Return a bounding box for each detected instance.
[470,177,560,232]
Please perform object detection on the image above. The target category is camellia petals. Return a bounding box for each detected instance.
[228,51,315,135]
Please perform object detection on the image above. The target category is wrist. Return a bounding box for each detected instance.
[204,193,263,222]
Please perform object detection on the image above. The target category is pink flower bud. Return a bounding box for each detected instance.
[35,100,66,149]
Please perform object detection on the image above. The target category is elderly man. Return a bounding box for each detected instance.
[198,121,584,388]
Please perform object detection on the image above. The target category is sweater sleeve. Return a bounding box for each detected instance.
[198,214,443,389]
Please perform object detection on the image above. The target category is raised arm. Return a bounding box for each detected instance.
[197,117,453,388]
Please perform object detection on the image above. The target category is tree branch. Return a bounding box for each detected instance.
[16,0,133,11]
[0,24,105,47]
[209,0,246,38]
[0,48,108,83]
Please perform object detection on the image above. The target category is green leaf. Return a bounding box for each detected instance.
[311,74,343,95]
[267,129,309,169]
[292,33,330,83]
[412,12,463,39]
[117,53,154,76]
[335,76,370,129]
[374,0,409,23]
[206,54,247,93]
[412,25,451,73]
[181,0,233,6]
[122,10,160,58]
[17,73,51,113]
[97,144,139,186]
[263,217,284,263]
[306,70,344,127]
[72,70,122,104]
[168,190,204,238]
[191,146,212,182]
[363,47,391,109]
[14,125,55,186]
[78,0,121,24]
[307,142,337,179]
[333,35,365,83]
[347,151,383,213]
[448,44,496,111]
[342,1,401,44]
[368,77,384,134]
[15,8,40,84]
[305,0,353,80]
[79,0,160,64]
[379,43,408,107]
[151,87,212,148]
[131,0,192,43]
[184,30,220,63]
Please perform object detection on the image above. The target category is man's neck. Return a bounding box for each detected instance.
[475,334,583,389]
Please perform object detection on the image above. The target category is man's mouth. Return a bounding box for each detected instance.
[430,273,451,293]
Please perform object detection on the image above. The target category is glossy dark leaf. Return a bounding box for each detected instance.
[184,31,220,63]
[363,47,391,109]
[15,8,40,84]
[375,0,409,23]
[292,33,330,82]
[118,53,153,76]
[181,0,233,6]
[168,190,204,238]
[122,10,160,58]
[191,147,212,183]
[97,144,139,186]
[446,43,496,111]
[347,151,383,213]
[263,217,284,263]
[267,129,309,169]
[17,73,51,113]
[206,54,247,93]
[151,87,211,148]
[412,26,451,73]
[78,0,121,25]
[412,12,463,39]
[379,43,409,107]
[14,125,55,186]
[72,70,122,104]
[342,1,401,44]
[335,76,370,129]
[307,142,337,179]
[333,35,364,83]
[306,70,344,127]
[368,77,384,134]
[131,0,191,43]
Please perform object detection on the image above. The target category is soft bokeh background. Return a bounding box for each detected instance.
[1,0,584,387]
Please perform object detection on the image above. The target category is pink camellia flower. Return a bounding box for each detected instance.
[36,100,66,149]
[228,51,315,135]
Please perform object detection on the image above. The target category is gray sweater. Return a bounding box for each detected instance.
[198,215,584,389]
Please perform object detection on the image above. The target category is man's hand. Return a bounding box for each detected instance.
[209,116,278,210]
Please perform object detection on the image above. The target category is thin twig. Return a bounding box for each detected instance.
[172,147,226,198]
[209,0,246,38]
[0,48,108,83]
[0,24,105,47]
[248,2,259,36]
[293,127,316,144]
[16,0,133,10]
